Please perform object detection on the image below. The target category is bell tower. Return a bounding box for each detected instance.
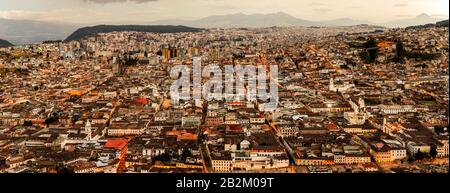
[329,78,335,91]
[85,120,92,140]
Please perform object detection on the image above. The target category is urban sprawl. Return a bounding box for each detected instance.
[0,25,448,173]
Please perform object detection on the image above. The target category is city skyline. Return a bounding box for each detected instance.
[0,0,448,24]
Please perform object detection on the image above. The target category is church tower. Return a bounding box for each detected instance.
[329,78,335,91]
[85,120,92,140]
[358,97,366,112]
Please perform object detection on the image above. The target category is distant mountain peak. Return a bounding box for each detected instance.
[385,13,440,27]
[416,13,432,19]
[273,12,291,16]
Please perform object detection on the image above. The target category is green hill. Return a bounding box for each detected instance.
[0,39,13,48]
[65,25,202,42]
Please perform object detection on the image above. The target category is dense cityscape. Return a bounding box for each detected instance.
[0,24,448,173]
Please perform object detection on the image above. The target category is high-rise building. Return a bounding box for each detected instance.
[163,48,170,60]
[112,56,122,75]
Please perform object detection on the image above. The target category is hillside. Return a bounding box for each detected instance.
[436,20,449,27]
[0,39,13,48]
[406,19,450,29]
[64,25,203,42]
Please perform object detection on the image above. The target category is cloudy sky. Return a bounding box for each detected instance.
[0,0,448,23]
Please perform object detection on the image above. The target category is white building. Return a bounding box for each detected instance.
[329,78,355,93]
[406,141,431,155]
[379,105,417,114]
[437,139,449,158]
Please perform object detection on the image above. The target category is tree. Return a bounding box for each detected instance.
[44,116,59,125]
[367,47,378,63]
[181,148,192,161]
[361,39,379,63]
[414,151,425,161]
[393,41,406,63]
[154,153,171,162]
[395,41,405,58]
[430,146,438,158]
[434,127,445,134]
[56,166,74,173]
[23,120,33,126]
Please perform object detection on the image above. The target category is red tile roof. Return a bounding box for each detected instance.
[104,139,128,150]
[131,97,148,106]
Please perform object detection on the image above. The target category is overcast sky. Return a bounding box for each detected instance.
[0,0,448,23]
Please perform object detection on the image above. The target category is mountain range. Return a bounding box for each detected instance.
[0,12,448,44]
[152,12,321,28]
[0,18,78,45]
[151,12,446,28]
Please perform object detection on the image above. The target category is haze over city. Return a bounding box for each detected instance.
[0,0,448,23]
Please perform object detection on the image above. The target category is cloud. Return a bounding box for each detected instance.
[393,3,408,7]
[0,9,110,23]
[82,0,159,3]
[310,3,325,6]
[0,10,68,20]
[431,14,449,18]
[313,8,331,13]
[395,14,411,18]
